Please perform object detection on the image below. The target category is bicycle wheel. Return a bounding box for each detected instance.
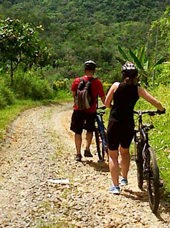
[135,139,143,189]
[94,127,104,162]
[146,147,160,213]
[100,129,108,161]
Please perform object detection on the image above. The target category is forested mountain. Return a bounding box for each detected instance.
[0,0,170,79]
[1,0,169,23]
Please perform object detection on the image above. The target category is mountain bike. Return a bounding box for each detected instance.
[94,106,108,162]
[133,110,164,213]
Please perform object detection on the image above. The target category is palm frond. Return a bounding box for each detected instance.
[118,46,129,61]
[129,49,144,70]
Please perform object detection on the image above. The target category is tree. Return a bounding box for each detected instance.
[117,45,165,86]
[0,18,51,85]
[149,7,170,60]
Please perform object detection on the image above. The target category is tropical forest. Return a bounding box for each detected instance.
[0,0,170,210]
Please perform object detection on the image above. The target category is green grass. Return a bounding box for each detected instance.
[0,99,43,142]
[0,90,72,143]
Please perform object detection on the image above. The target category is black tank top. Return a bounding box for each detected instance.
[110,82,139,122]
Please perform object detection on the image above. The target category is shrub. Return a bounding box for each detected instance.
[13,70,54,100]
[0,80,15,109]
[53,78,70,91]
[0,94,7,109]
[155,63,170,86]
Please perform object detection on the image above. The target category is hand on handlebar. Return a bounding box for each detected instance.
[157,108,166,115]
[98,106,106,110]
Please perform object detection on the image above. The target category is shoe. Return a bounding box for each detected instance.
[120,178,128,186]
[84,149,93,157]
[109,186,120,195]
[75,154,82,161]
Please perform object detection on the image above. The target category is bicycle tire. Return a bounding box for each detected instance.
[101,129,108,161]
[135,140,143,189]
[94,127,104,162]
[146,147,160,213]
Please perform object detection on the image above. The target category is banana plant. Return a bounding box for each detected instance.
[117,45,165,86]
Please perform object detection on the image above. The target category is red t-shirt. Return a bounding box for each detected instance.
[71,75,105,112]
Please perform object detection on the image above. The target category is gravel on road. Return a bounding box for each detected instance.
[0,103,169,228]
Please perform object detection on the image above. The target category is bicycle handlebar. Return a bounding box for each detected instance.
[134,109,165,116]
[97,106,106,110]
[96,106,106,116]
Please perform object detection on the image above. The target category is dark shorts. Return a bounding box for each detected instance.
[70,110,96,134]
[107,118,134,150]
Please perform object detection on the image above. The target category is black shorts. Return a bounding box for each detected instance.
[107,118,134,150]
[70,110,96,134]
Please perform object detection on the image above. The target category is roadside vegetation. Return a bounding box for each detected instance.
[134,84,170,195]
[0,1,170,197]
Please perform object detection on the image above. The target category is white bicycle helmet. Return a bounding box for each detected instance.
[121,61,138,78]
[84,60,96,70]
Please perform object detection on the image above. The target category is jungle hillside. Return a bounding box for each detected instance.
[0,0,170,81]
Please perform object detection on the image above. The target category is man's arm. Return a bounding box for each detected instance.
[100,95,106,105]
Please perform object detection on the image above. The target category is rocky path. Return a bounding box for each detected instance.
[0,103,169,228]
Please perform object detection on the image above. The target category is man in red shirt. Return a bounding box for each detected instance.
[70,60,105,161]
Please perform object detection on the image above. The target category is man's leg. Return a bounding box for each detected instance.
[70,110,84,161]
[84,131,93,157]
[84,112,95,157]
[85,131,93,150]
[75,133,82,154]
[75,133,82,161]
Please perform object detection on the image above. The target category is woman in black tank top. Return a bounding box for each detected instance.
[105,62,165,195]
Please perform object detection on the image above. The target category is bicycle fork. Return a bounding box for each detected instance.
[96,116,107,149]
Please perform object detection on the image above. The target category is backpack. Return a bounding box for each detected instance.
[75,77,94,110]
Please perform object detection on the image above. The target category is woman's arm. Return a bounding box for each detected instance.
[105,82,119,108]
[138,87,165,111]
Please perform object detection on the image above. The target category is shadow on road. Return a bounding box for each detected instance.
[122,188,170,224]
[82,159,109,172]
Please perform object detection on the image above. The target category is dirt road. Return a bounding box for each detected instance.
[0,103,169,227]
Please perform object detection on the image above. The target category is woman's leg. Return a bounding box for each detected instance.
[119,146,130,180]
[109,149,119,186]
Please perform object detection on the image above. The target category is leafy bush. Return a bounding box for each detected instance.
[31,79,54,100]
[13,70,54,100]
[0,94,7,109]
[0,80,15,109]
[155,63,170,86]
[53,78,70,92]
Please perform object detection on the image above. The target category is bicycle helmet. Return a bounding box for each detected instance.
[121,61,138,79]
[84,60,96,70]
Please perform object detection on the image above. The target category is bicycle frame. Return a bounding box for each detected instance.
[134,110,155,147]
[95,112,107,151]
[134,111,154,173]
[133,110,162,213]
[95,107,108,161]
